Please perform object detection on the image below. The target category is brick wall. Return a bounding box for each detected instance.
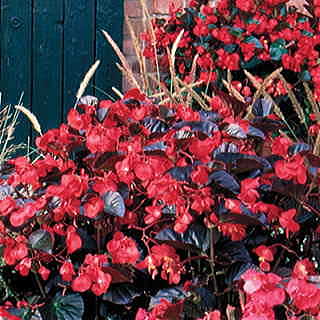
[123,0,185,91]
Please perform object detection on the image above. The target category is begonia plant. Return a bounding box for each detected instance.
[1,0,320,319]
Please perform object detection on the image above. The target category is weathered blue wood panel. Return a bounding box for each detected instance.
[63,0,95,119]
[0,0,32,146]
[32,0,64,134]
[96,0,124,99]
[0,1,123,146]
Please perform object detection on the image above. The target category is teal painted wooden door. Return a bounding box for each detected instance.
[0,0,123,143]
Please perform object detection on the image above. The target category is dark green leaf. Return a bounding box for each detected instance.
[288,142,310,156]
[173,121,218,136]
[224,44,237,53]
[29,229,53,254]
[225,262,258,285]
[247,125,265,140]
[301,30,313,37]
[155,223,210,252]
[103,284,141,305]
[193,287,216,312]
[144,141,167,152]
[270,39,288,61]
[142,117,169,133]
[179,9,195,28]
[241,56,261,69]
[229,27,244,38]
[220,241,252,263]
[103,191,125,217]
[208,170,240,194]
[77,228,97,250]
[149,287,186,309]
[208,24,217,29]
[244,36,263,48]
[224,124,247,139]
[167,166,192,182]
[183,287,216,319]
[252,98,273,117]
[299,70,311,81]
[7,308,34,320]
[247,18,260,24]
[40,293,84,320]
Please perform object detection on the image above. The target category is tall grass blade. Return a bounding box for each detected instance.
[102,30,141,90]
[15,105,42,136]
[278,73,305,124]
[125,16,149,91]
[176,78,210,111]
[303,81,319,114]
[75,60,100,107]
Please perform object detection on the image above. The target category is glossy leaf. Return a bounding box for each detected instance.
[149,287,186,309]
[288,142,311,156]
[244,35,263,48]
[174,129,195,139]
[199,110,222,122]
[193,287,217,312]
[167,166,193,182]
[96,107,109,122]
[225,262,258,285]
[247,125,265,139]
[220,241,252,263]
[208,170,240,194]
[29,229,53,254]
[103,191,126,217]
[155,223,210,252]
[40,293,84,320]
[103,284,141,305]
[172,120,218,136]
[212,143,238,157]
[144,141,167,152]
[142,117,169,133]
[7,308,34,320]
[270,39,288,61]
[224,123,247,139]
[252,98,273,117]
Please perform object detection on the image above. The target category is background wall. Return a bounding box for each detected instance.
[123,0,185,91]
[0,0,123,143]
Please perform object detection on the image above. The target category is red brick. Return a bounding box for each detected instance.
[125,0,143,17]
[152,0,184,13]
[123,17,145,38]
[123,39,137,56]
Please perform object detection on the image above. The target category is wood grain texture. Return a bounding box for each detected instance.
[32,0,64,134]
[0,0,32,147]
[0,1,123,147]
[96,0,123,99]
[63,0,95,119]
